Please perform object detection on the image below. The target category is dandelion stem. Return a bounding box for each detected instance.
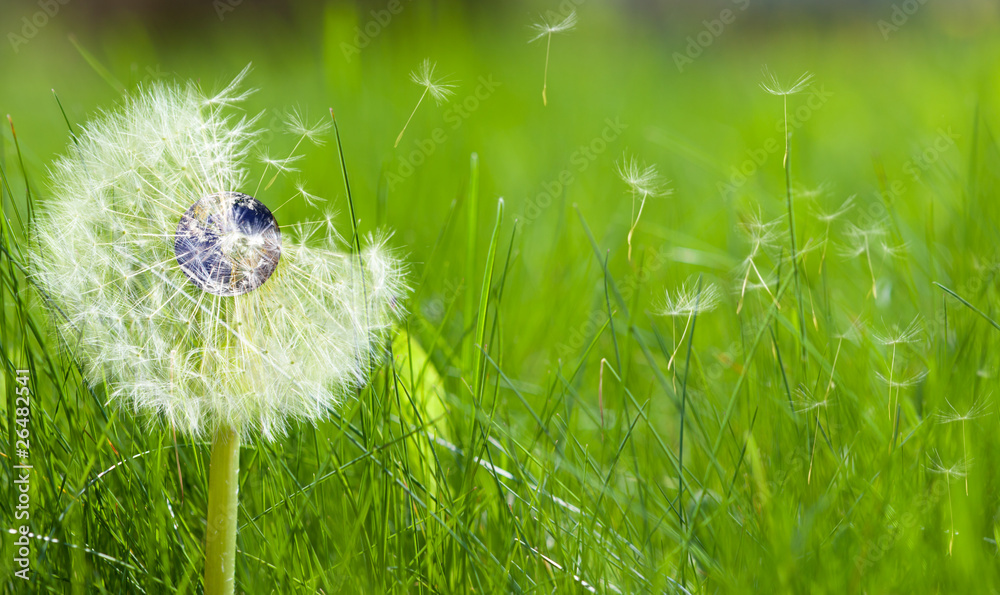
[807,413,820,484]
[667,311,693,371]
[866,240,877,299]
[888,344,896,421]
[395,88,428,148]
[781,94,806,360]
[818,222,831,277]
[204,425,241,595]
[962,420,969,495]
[947,479,955,555]
[627,192,647,262]
[542,32,552,106]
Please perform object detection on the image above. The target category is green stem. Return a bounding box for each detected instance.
[542,32,552,105]
[783,95,806,360]
[204,425,241,595]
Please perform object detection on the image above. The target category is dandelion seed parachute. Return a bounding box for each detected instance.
[31,71,406,440]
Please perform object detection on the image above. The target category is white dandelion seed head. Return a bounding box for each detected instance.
[926,452,969,479]
[759,67,814,97]
[738,209,784,256]
[661,279,722,318]
[811,194,855,223]
[874,368,928,389]
[872,316,923,346]
[794,386,831,414]
[792,182,831,201]
[937,397,991,424]
[838,221,886,258]
[410,59,456,105]
[616,154,670,198]
[283,108,332,146]
[529,10,578,42]
[879,240,908,260]
[30,71,407,441]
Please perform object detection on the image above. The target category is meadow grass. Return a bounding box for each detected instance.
[2,2,1000,593]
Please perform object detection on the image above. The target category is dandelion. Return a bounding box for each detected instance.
[926,452,969,555]
[761,67,814,357]
[879,239,908,260]
[660,279,720,371]
[938,397,990,494]
[530,10,577,106]
[792,182,830,201]
[394,59,456,148]
[256,110,330,195]
[811,194,854,275]
[735,209,783,313]
[872,316,923,346]
[294,183,327,209]
[29,70,405,594]
[798,338,842,484]
[283,108,332,145]
[617,154,670,261]
[840,222,887,299]
[873,317,922,431]
[759,68,815,97]
[874,368,929,389]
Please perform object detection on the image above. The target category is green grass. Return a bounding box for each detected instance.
[3,1,1000,592]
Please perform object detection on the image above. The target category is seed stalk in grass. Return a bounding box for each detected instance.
[529,11,577,106]
[616,154,669,262]
[761,68,813,359]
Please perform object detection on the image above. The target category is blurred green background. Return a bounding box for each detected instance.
[4,0,1000,592]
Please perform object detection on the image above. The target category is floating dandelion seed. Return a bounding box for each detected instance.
[530,10,577,106]
[794,386,831,414]
[394,59,456,148]
[873,317,922,433]
[872,317,923,346]
[283,108,332,145]
[660,279,720,372]
[798,337,842,484]
[662,279,721,318]
[840,222,888,298]
[30,70,406,594]
[294,183,327,209]
[759,68,815,97]
[938,397,990,495]
[617,154,670,261]
[793,182,830,201]
[811,195,855,224]
[874,368,928,389]
[760,67,813,359]
[879,239,908,260]
[926,452,969,556]
[811,194,854,276]
[735,209,783,313]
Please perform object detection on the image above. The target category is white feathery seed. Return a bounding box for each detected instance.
[30,69,406,441]
[617,153,671,261]
[394,59,456,147]
[661,280,721,318]
[759,68,814,97]
[529,10,578,42]
[409,59,457,105]
[530,10,577,106]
